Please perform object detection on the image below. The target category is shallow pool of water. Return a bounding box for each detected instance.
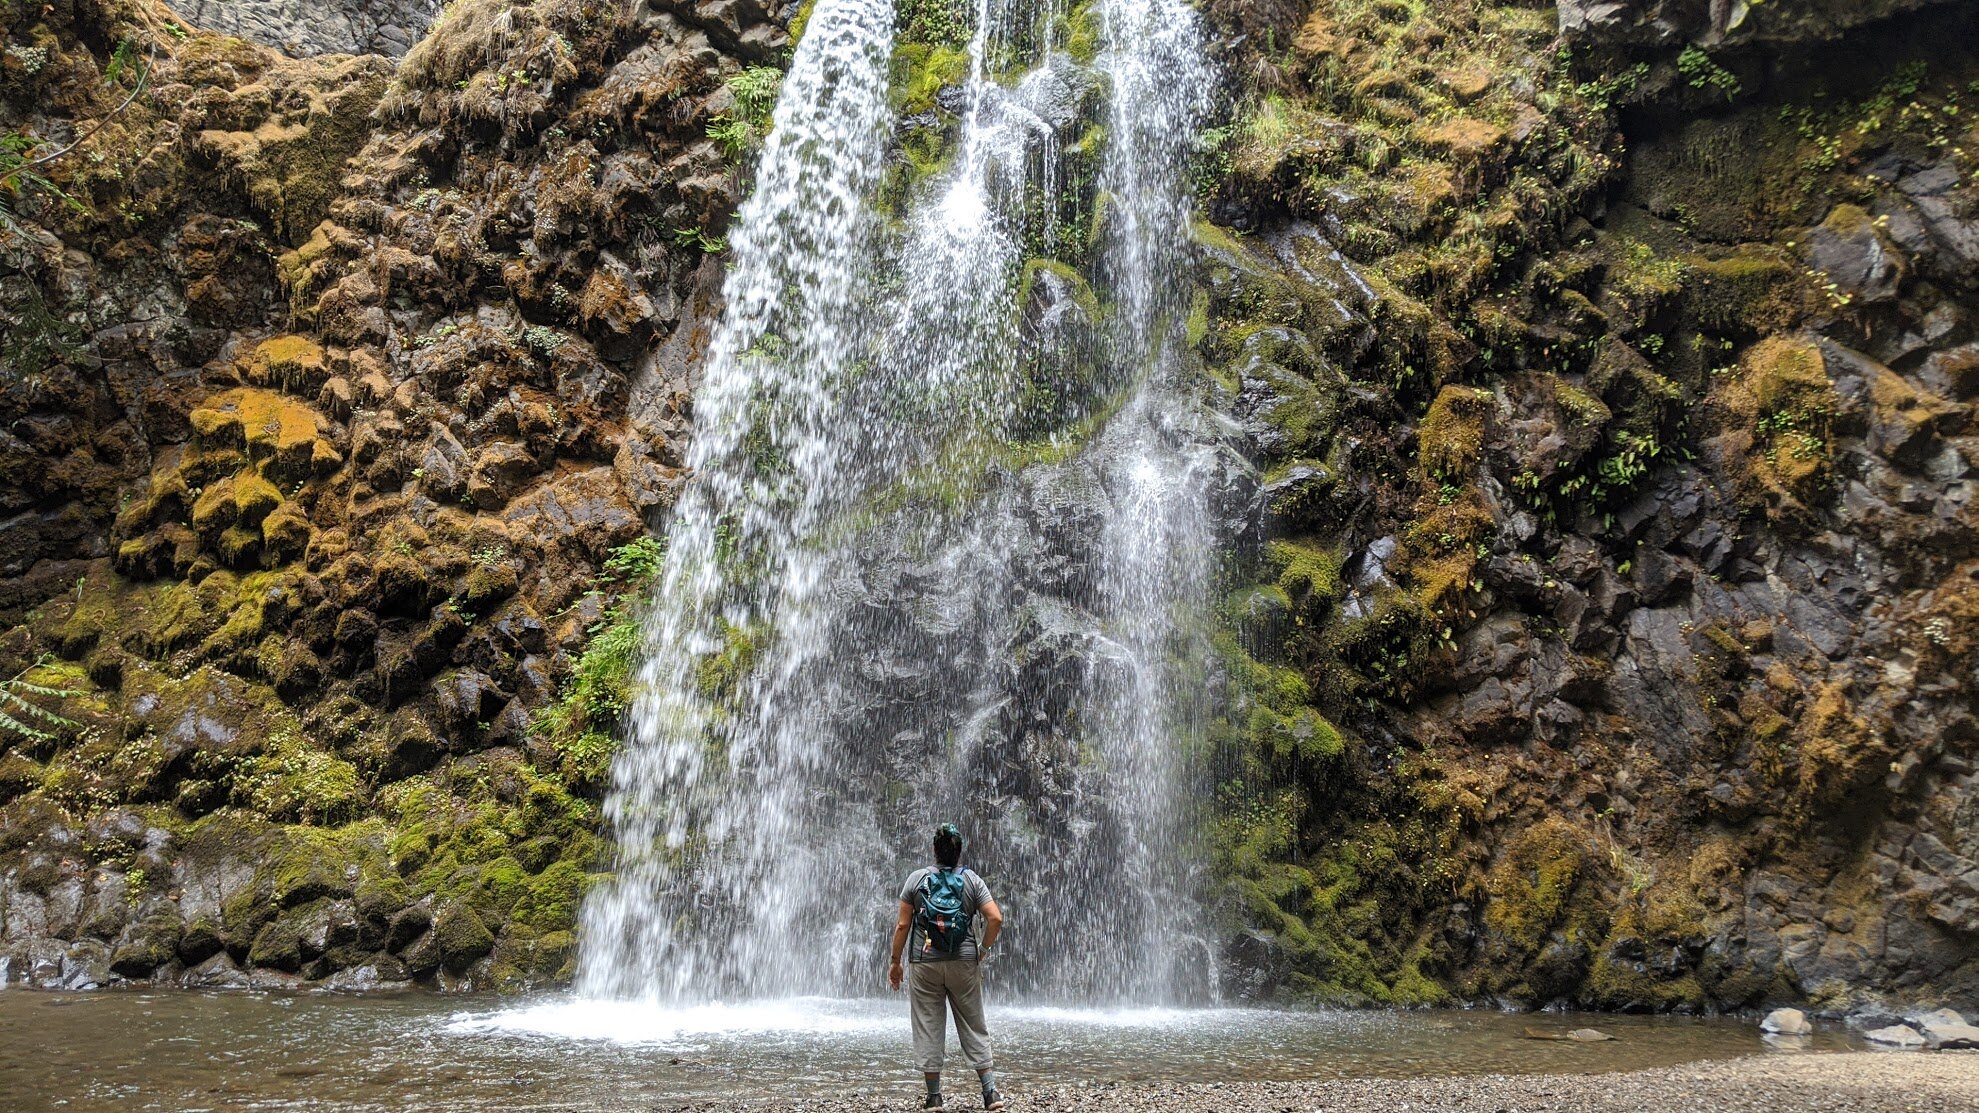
[0,989,1856,1111]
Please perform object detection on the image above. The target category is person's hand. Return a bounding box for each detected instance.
[888,960,904,991]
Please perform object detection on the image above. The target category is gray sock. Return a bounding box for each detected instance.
[980,1070,997,1094]
[926,1077,941,1096]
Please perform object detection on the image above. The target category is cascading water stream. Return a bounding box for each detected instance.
[577,0,1220,1006]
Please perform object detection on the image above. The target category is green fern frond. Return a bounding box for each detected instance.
[0,707,56,744]
[0,657,80,742]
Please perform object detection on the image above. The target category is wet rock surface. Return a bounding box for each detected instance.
[171,0,440,57]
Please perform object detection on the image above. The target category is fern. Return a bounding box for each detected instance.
[705,66,785,161]
[0,658,79,744]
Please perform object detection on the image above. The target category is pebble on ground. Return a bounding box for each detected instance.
[649,1052,1979,1112]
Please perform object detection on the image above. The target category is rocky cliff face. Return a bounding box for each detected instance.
[0,0,788,990]
[1556,0,1958,45]
[1,0,1976,1013]
[172,0,440,57]
[1196,0,1979,1013]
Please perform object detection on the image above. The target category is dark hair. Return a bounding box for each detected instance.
[933,823,962,868]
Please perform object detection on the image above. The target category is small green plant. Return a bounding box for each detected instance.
[522,325,567,356]
[531,538,668,785]
[1,657,79,743]
[898,0,972,46]
[671,225,728,254]
[1677,46,1741,102]
[707,66,785,160]
[707,116,753,159]
[1191,124,1233,199]
[0,132,86,226]
[1572,62,1649,112]
[603,536,665,582]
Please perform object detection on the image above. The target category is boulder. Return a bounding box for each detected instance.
[1761,1007,1813,1036]
[1864,1024,1927,1049]
[322,955,412,991]
[431,902,496,974]
[1914,1008,1979,1050]
[182,951,252,989]
[1806,205,1906,304]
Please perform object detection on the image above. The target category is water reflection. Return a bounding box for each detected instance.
[0,990,1865,1111]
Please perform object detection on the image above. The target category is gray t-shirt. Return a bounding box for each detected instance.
[900,866,994,963]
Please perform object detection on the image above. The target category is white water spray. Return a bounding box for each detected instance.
[578,0,1219,1005]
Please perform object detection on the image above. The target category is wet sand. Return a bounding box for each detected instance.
[655,1051,1979,1112]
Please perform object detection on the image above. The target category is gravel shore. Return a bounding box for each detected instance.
[655,1052,1979,1112]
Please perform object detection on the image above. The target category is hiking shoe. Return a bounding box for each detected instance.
[923,1092,945,1109]
[982,1090,1005,1111]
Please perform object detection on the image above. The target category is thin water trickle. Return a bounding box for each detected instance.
[578,0,1221,1005]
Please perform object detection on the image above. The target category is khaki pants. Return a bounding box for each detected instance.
[909,959,993,1074]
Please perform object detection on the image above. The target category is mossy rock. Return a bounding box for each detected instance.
[1412,117,1506,162]
[189,388,330,484]
[261,502,313,564]
[0,754,47,804]
[271,836,356,908]
[178,915,226,966]
[245,335,329,393]
[431,901,496,973]
[461,562,519,608]
[111,913,184,978]
[891,42,970,115]
[1709,335,1838,518]
[1195,220,1307,337]
[247,898,333,972]
[1058,1,1101,63]
[1416,385,1494,483]
[1265,538,1342,602]
[196,57,390,245]
[1475,818,1612,1002]
[1684,249,1810,339]
[510,858,589,935]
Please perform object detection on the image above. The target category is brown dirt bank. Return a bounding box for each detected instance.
[656,1052,1979,1113]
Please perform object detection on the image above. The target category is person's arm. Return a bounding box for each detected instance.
[978,898,1002,956]
[888,899,913,990]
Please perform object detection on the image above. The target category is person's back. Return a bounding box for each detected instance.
[889,823,1006,1110]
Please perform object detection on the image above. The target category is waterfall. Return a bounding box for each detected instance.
[577,0,1219,1005]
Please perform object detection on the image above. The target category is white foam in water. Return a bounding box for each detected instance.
[444,997,904,1046]
[444,997,1322,1052]
[997,1005,1277,1031]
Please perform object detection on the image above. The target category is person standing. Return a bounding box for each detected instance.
[889,823,1006,1110]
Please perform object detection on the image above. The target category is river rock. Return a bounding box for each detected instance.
[182,952,252,989]
[1914,1008,1979,1050]
[1761,1007,1813,1036]
[1524,1027,1617,1042]
[1864,1024,1927,1049]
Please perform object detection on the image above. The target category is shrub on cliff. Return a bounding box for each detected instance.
[529,537,664,790]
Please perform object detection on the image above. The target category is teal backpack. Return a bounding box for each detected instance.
[914,867,974,957]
